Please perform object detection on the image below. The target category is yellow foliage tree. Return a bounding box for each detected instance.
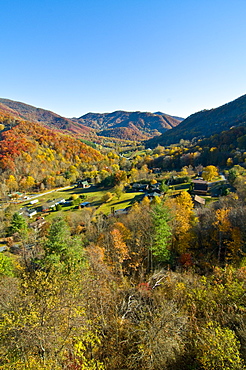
[110,228,129,276]
[213,208,244,263]
[110,228,129,264]
[226,227,243,263]
[26,176,35,189]
[196,321,244,370]
[202,165,219,181]
[180,166,189,177]
[150,178,157,185]
[0,264,104,369]
[213,208,231,262]
[142,195,150,207]
[6,175,18,192]
[166,191,196,255]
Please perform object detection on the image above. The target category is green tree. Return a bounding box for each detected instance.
[55,203,62,211]
[228,167,238,184]
[8,213,28,239]
[44,217,84,273]
[0,253,14,277]
[150,203,172,263]
[100,175,114,188]
[44,217,70,256]
[160,180,169,193]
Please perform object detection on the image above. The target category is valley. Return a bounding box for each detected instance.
[1,94,246,370]
[2,0,246,367]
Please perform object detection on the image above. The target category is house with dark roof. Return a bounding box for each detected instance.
[18,207,37,218]
[42,198,65,211]
[42,200,56,212]
[192,179,209,195]
[132,183,149,192]
[27,209,37,218]
[147,191,162,199]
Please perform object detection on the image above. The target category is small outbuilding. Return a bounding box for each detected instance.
[30,199,39,205]
[77,180,91,188]
[193,195,206,207]
[79,202,90,208]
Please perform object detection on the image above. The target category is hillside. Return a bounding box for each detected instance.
[0,112,104,190]
[0,98,94,138]
[100,124,151,141]
[72,110,182,140]
[147,93,246,147]
[0,102,22,119]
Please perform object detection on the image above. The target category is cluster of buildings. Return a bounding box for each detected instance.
[131,182,163,199]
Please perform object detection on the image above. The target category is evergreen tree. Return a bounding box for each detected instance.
[44,217,70,257]
[8,212,27,238]
[44,217,84,272]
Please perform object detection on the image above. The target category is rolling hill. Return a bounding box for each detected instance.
[147,93,246,147]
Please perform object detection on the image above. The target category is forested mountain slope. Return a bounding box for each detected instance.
[72,110,182,139]
[0,102,22,119]
[0,112,104,191]
[0,99,182,141]
[147,93,246,147]
[0,98,94,138]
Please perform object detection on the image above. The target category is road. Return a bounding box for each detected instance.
[8,185,74,204]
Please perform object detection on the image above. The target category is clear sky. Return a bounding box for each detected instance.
[1,0,246,119]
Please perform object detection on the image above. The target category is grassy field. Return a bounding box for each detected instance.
[21,185,144,219]
[96,191,143,215]
[171,183,191,191]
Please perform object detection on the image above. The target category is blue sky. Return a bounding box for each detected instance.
[1,0,246,119]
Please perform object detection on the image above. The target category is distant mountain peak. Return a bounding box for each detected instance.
[154,111,184,121]
[73,110,182,140]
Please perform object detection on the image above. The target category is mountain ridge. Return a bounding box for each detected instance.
[72,110,182,139]
[146,94,246,147]
[0,98,182,141]
[0,98,94,138]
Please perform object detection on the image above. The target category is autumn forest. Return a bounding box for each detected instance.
[1,97,246,370]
